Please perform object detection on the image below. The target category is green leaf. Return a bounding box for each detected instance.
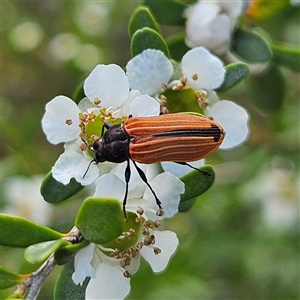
[179,165,215,212]
[178,197,196,213]
[248,64,286,112]
[41,171,83,204]
[73,81,85,103]
[231,28,272,63]
[0,266,23,289]
[216,62,249,92]
[143,0,187,26]
[54,259,89,300]
[167,32,190,61]
[129,6,160,38]
[75,198,123,244]
[131,27,170,58]
[0,214,63,247]
[54,240,90,265]
[272,44,300,71]
[25,240,69,265]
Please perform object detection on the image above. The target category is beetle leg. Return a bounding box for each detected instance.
[175,162,211,176]
[122,159,131,218]
[132,160,162,209]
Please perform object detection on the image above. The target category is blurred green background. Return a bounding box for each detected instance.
[1,1,299,299]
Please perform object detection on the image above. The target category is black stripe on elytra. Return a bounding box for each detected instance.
[153,124,223,142]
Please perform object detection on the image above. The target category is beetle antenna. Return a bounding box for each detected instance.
[176,162,211,176]
[132,160,162,209]
[83,159,96,178]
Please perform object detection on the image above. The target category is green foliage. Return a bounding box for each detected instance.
[179,165,215,212]
[231,28,272,63]
[54,240,90,265]
[73,82,85,103]
[0,267,23,289]
[248,64,286,112]
[54,259,89,300]
[129,6,160,38]
[40,172,83,204]
[143,0,187,26]
[217,63,249,92]
[75,198,124,244]
[0,214,63,247]
[272,44,300,71]
[131,27,170,57]
[25,240,69,265]
[167,33,190,61]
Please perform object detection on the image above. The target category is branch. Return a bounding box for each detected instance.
[23,254,56,300]
[17,227,82,300]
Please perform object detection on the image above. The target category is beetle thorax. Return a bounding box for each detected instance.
[92,124,130,164]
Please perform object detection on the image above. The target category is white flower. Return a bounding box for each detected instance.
[126,47,249,161]
[184,0,244,55]
[240,159,299,232]
[3,175,53,225]
[126,47,225,97]
[126,48,174,96]
[72,171,183,299]
[205,100,250,149]
[42,64,160,186]
[291,0,300,5]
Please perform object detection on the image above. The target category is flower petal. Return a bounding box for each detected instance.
[141,230,178,273]
[42,96,80,144]
[72,243,97,285]
[110,161,144,192]
[94,174,125,201]
[52,151,99,185]
[84,64,129,108]
[143,172,185,219]
[161,160,205,178]
[126,93,160,117]
[126,49,173,95]
[206,100,250,149]
[86,261,130,300]
[181,47,225,90]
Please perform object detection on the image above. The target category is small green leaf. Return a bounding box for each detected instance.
[0,266,23,289]
[231,28,272,63]
[178,198,196,213]
[54,259,89,300]
[217,62,249,92]
[25,240,69,265]
[167,32,190,61]
[41,171,83,204]
[272,44,300,71]
[54,240,90,265]
[129,6,160,38]
[131,27,170,58]
[143,0,187,26]
[75,198,123,244]
[0,214,63,247]
[179,165,215,212]
[73,81,85,103]
[248,64,286,112]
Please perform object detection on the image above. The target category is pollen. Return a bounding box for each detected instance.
[65,118,73,125]
[94,97,101,105]
[192,73,198,80]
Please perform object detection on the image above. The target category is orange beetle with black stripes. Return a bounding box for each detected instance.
[84,113,225,215]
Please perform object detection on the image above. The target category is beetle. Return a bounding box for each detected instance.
[83,113,225,216]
